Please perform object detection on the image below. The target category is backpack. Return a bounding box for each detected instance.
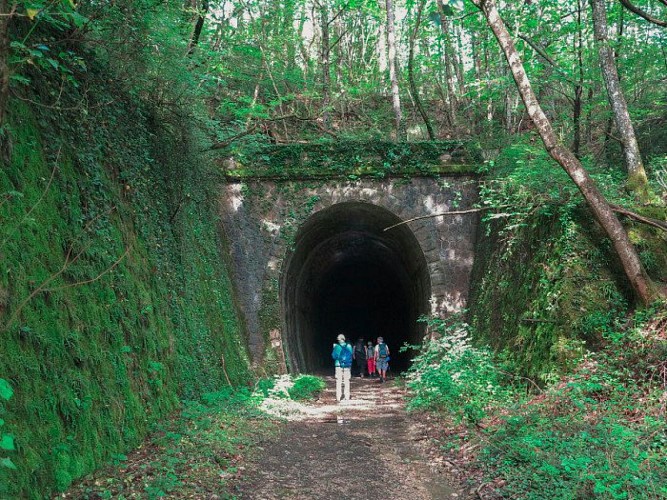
[336,344,353,368]
[378,343,388,359]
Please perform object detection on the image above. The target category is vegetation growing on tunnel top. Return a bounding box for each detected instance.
[407,309,667,499]
[216,140,480,180]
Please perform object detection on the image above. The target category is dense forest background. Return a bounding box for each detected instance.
[0,0,666,497]
[1,0,665,156]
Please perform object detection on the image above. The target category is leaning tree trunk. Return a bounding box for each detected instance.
[385,0,402,140]
[470,0,656,305]
[589,0,650,199]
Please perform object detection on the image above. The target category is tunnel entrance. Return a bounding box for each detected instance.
[280,202,431,374]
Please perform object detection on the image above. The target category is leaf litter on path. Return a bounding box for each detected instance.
[234,375,463,499]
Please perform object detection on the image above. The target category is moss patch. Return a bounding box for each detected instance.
[216,140,478,180]
[467,205,631,383]
[0,67,250,496]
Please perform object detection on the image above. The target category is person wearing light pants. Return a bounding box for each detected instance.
[331,333,353,402]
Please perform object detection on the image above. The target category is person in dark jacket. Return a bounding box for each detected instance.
[353,337,367,378]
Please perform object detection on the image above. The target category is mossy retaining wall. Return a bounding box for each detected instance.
[467,203,666,382]
[0,74,251,497]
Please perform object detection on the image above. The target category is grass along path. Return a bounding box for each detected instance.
[59,390,278,499]
[59,377,464,499]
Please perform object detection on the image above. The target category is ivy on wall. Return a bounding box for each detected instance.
[0,62,251,497]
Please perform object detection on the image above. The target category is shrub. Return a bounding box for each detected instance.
[409,308,667,498]
[406,317,511,424]
[287,375,326,401]
[255,378,276,398]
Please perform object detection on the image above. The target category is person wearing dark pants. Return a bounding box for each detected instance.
[353,337,366,378]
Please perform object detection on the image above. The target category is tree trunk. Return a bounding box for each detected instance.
[471,0,656,305]
[572,0,584,158]
[0,1,15,130]
[385,0,402,139]
[318,1,331,129]
[589,0,650,199]
[186,0,209,56]
[437,1,458,127]
[408,0,435,140]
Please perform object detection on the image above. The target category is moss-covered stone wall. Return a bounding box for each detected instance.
[467,203,666,382]
[0,75,251,496]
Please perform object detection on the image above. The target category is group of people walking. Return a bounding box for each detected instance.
[331,334,390,402]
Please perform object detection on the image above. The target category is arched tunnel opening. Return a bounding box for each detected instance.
[281,202,431,374]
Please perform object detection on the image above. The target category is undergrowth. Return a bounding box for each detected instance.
[408,307,667,499]
[61,388,276,499]
[288,375,326,401]
[254,374,326,402]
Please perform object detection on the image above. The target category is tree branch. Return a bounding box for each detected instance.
[610,204,667,232]
[618,0,667,27]
[45,247,131,291]
[384,207,500,232]
[208,125,258,150]
[1,147,60,249]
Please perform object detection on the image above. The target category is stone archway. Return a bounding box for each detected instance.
[280,202,431,373]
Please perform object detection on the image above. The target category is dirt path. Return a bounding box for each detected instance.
[232,376,462,500]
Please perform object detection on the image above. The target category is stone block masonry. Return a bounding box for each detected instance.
[218,176,479,373]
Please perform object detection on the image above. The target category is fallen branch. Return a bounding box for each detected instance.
[2,207,117,331]
[383,206,500,232]
[497,368,544,394]
[45,246,130,291]
[610,204,667,232]
[476,481,490,500]
[221,352,233,386]
[208,125,258,150]
[1,147,61,248]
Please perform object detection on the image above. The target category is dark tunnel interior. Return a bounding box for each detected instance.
[280,202,431,374]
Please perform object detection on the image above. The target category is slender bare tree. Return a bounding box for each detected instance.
[0,1,16,130]
[408,0,435,139]
[317,0,331,129]
[186,0,209,56]
[590,0,651,199]
[385,0,402,139]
